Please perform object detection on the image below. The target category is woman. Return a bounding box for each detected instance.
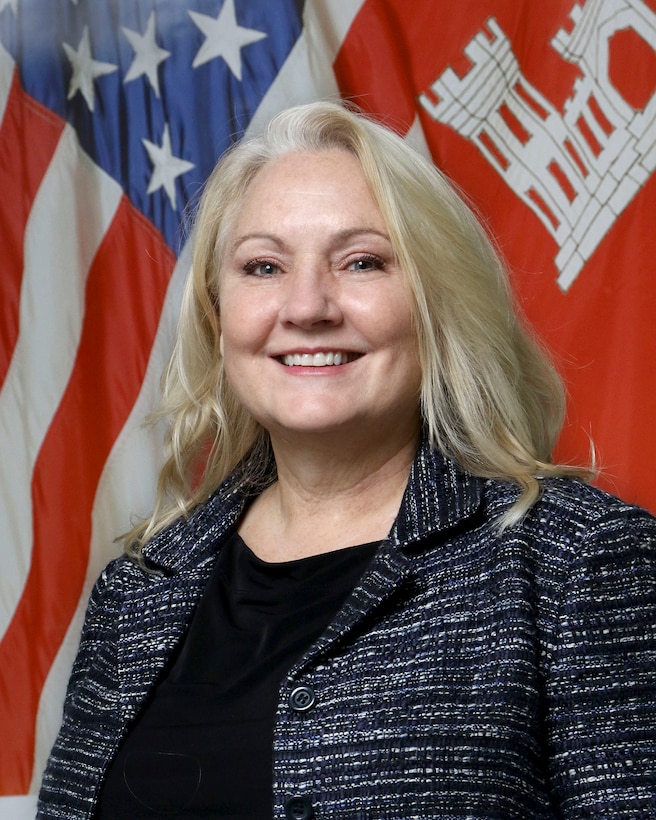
[39,101,656,818]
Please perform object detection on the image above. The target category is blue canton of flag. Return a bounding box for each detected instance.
[0,0,305,250]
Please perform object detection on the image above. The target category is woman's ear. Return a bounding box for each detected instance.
[219,332,224,357]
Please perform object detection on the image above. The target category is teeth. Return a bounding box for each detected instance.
[282,352,353,367]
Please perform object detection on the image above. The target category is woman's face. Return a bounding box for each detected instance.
[218,149,422,444]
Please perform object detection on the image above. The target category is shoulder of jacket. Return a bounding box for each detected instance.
[485,475,656,557]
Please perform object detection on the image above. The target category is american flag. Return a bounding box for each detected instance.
[1,0,655,813]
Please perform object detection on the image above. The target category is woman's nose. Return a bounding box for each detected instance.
[278,266,343,327]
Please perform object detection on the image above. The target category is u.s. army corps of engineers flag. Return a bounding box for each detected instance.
[1,0,655,813]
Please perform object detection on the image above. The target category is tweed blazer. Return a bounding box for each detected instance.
[38,442,656,819]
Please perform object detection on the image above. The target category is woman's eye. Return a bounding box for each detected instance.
[243,260,279,276]
[348,255,385,272]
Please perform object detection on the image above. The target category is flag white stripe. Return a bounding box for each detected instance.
[0,130,122,642]
[0,43,13,124]
[0,796,36,818]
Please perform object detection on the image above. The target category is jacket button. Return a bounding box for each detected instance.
[288,685,316,712]
[284,795,314,819]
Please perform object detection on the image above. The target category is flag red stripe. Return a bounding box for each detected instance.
[333,1,415,133]
[0,199,175,792]
[0,71,65,391]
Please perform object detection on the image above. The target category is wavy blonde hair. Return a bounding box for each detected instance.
[125,100,588,555]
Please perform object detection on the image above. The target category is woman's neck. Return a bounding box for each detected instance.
[238,425,420,562]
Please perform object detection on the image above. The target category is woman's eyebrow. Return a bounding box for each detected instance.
[230,232,286,252]
[231,227,391,252]
[329,227,392,245]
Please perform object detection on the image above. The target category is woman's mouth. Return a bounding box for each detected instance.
[279,352,361,367]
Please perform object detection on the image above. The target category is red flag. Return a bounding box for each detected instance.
[335,0,656,510]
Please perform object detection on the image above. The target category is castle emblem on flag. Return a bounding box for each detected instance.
[419,0,656,291]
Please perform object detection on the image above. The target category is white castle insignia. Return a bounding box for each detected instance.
[419,0,656,291]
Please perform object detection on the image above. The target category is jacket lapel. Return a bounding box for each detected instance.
[117,482,247,721]
[288,440,484,676]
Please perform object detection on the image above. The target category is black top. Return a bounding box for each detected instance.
[94,531,378,819]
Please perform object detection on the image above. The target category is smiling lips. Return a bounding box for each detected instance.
[280,352,361,367]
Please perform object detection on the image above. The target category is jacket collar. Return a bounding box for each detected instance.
[140,436,484,573]
[139,476,246,573]
[390,435,484,548]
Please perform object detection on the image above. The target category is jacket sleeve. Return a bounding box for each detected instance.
[546,503,656,817]
[37,558,125,820]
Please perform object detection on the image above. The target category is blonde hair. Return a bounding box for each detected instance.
[125,100,588,555]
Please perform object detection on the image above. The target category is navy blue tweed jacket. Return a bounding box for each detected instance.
[38,441,656,818]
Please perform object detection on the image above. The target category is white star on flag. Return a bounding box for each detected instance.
[0,0,19,14]
[189,0,267,80]
[142,123,195,210]
[62,26,117,111]
[122,12,171,99]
